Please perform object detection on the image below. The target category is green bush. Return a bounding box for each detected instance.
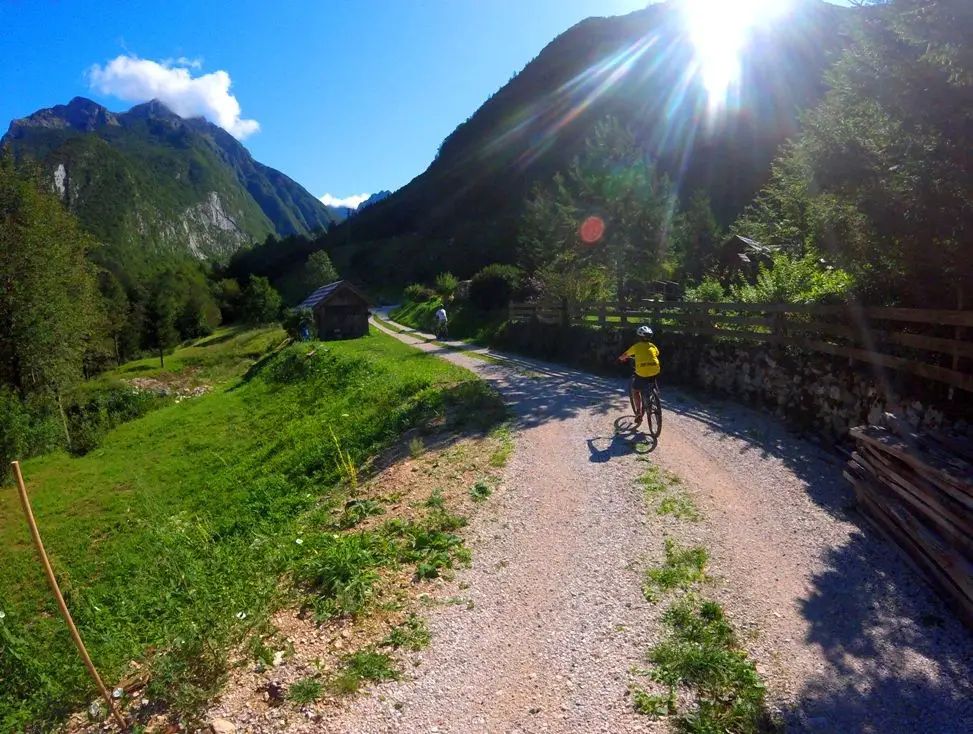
[282,307,314,340]
[65,385,167,456]
[729,252,852,305]
[0,390,65,481]
[434,272,459,300]
[468,264,524,312]
[683,278,727,303]
[403,283,436,303]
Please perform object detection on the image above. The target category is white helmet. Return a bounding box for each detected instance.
[636,325,653,338]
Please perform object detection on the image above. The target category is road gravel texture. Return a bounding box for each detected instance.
[315,319,973,733]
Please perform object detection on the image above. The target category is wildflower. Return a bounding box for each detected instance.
[236,611,247,620]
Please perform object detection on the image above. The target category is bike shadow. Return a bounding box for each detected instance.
[587,416,657,462]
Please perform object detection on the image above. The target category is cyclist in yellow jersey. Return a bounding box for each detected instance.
[618,325,660,427]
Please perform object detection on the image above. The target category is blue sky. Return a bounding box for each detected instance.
[0,0,848,207]
[0,0,653,206]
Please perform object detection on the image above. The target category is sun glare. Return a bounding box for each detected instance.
[684,0,786,104]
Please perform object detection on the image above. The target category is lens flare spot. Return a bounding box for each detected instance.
[580,215,605,244]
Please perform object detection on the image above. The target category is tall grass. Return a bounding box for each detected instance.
[0,327,503,729]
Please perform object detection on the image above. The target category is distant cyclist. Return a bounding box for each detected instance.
[434,305,448,338]
[618,325,660,427]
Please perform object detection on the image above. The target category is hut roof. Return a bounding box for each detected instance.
[297,280,371,310]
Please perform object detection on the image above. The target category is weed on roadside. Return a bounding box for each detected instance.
[643,539,708,602]
[470,481,492,502]
[380,614,430,651]
[640,464,670,496]
[288,678,323,704]
[409,437,425,458]
[335,499,385,529]
[331,650,400,694]
[489,424,514,467]
[636,596,776,733]
[657,494,699,521]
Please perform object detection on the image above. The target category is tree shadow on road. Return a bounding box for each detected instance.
[414,342,630,430]
[663,389,850,517]
[652,388,973,732]
[787,529,973,733]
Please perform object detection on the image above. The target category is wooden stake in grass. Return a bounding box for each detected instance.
[11,461,127,730]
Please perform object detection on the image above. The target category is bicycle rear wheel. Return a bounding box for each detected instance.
[646,387,662,439]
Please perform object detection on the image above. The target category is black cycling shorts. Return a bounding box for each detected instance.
[631,374,658,392]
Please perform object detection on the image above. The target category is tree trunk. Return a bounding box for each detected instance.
[158,346,164,369]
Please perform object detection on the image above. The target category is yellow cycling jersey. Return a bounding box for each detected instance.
[623,342,661,378]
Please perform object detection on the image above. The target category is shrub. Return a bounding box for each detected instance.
[468,264,524,312]
[683,278,727,303]
[282,307,314,340]
[434,272,459,300]
[0,387,30,480]
[729,252,852,305]
[65,385,166,456]
[403,283,436,303]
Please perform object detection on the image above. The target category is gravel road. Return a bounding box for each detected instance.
[325,318,973,734]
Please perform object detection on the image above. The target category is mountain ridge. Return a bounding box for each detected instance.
[2,97,336,276]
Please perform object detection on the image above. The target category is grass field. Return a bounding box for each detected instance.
[0,326,503,730]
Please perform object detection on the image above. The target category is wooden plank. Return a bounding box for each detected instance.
[795,339,973,394]
[855,484,973,628]
[785,321,973,359]
[862,307,973,328]
[851,427,973,501]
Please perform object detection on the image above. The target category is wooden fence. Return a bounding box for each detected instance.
[508,300,973,393]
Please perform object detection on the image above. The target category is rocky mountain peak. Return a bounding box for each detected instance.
[4,96,119,139]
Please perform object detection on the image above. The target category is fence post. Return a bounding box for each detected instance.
[950,287,964,401]
[599,301,607,328]
[561,298,570,328]
[620,299,628,326]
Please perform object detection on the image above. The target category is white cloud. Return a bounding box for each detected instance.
[87,55,259,139]
[162,56,203,69]
[319,193,371,209]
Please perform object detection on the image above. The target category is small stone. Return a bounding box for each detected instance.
[272,650,285,667]
[209,719,236,734]
[529,707,542,714]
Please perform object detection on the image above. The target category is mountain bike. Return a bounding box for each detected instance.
[625,359,662,439]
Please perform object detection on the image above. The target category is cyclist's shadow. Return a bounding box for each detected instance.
[587,416,657,463]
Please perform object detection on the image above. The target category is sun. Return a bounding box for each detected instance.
[683,0,787,104]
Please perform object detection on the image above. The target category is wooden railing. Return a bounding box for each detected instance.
[508,300,973,393]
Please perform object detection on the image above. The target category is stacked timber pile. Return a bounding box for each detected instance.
[845,422,973,628]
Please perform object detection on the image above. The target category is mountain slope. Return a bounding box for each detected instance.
[317,0,849,287]
[1,97,335,274]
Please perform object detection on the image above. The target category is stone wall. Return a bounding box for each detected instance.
[490,320,973,444]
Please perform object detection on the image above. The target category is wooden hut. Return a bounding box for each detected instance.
[717,235,774,282]
[297,280,371,340]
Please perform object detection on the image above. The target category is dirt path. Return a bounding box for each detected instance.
[328,317,973,733]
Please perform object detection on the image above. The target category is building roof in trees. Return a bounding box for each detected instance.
[720,235,773,266]
[297,280,371,310]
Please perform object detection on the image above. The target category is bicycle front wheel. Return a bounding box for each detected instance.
[646,388,662,439]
